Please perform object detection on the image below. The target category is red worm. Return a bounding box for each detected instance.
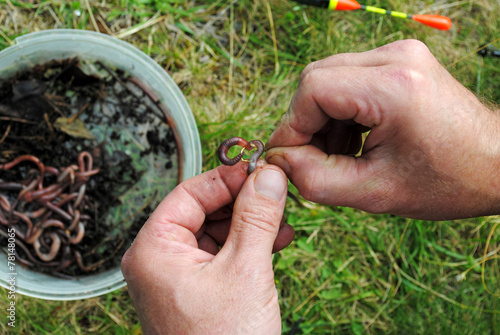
[0,155,46,190]
[17,179,39,201]
[0,195,11,212]
[33,231,61,262]
[247,140,264,174]
[23,183,63,202]
[0,182,23,191]
[0,151,102,273]
[74,185,86,208]
[44,201,73,222]
[69,222,85,244]
[25,219,66,244]
[217,137,252,166]
[76,169,100,182]
[0,209,7,225]
[0,155,42,170]
[218,137,265,173]
[73,250,96,272]
[54,193,78,207]
[26,207,47,219]
[57,166,77,184]
[67,209,80,231]
[44,166,60,176]
[78,151,93,172]
[54,245,73,272]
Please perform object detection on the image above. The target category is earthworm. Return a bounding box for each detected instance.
[26,207,47,219]
[217,137,252,166]
[54,245,73,272]
[54,193,79,207]
[216,137,305,207]
[0,195,11,212]
[247,140,265,174]
[39,184,67,202]
[62,222,85,244]
[67,209,80,231]
[0,210,7,226]
[72,223,85,244]
[218,137,265,174]
[0,154,42,171]
[0,182,23,191]
[26,219,66,244]
[44,201,73,222]
[11,212,33,238]
[45,166,60,176]
[0,155,46,190]
[74,185,86,208]
[33,231,61,262]
[57,166,77,184]
[76,169,100,181]
[9,236,58,267]
[0,196,34,235]
[17,178,39,201]
[73,250,96,272]
[78,151,93,172]
[23,183,62,202]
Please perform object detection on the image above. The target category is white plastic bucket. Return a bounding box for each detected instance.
[0,29,201,300]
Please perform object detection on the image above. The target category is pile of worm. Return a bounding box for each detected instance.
[0,57,178,277]
[0,153,100,276]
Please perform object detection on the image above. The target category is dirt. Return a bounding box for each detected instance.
[0,58,179,278]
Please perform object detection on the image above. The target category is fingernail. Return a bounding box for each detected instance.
[254,169,287,200]
[267,155,291,175]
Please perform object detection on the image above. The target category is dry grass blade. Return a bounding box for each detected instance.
[113,13,167,39]
[481,221,500,298]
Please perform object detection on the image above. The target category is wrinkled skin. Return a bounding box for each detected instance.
[122,163,292,334]
[267,39,500,220]
[122,39,500,335]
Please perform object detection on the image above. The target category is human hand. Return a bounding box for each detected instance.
[121,163,292,334]
[266,39,500,220]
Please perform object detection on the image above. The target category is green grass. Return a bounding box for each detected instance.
[1,0,499,334]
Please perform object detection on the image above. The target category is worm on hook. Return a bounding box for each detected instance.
[218,137,265,174]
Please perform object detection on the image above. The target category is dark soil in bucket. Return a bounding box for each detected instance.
[0,58,179,278]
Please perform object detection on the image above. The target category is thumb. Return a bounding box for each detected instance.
[223,165,288,262]
[266,145,383,209]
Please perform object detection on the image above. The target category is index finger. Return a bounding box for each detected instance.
[266,39,430,150]
[266,66,387,150]
[140,163,250,247]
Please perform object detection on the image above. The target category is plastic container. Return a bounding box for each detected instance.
[0,30,202,300]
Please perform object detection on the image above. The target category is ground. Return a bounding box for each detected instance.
[0,0,499,334]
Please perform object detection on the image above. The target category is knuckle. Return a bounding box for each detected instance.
[385,63,429,95]
[300,58,335,87]
[297,68,323,100]
[388,39,431,58]
[121,246,138,277]
[300,61,319,83]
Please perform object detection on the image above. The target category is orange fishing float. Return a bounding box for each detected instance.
[294,0,452,31]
